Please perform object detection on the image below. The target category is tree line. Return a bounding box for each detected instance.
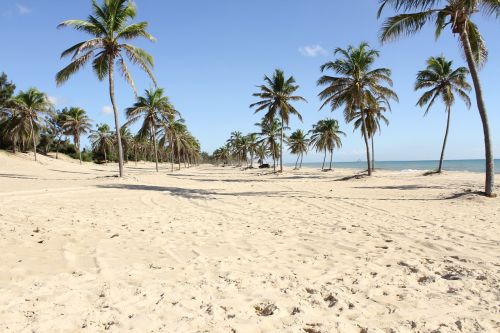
[0,73,202,169]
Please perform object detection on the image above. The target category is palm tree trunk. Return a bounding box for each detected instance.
[250,152,254,168]
[104,149,107,165]
[108,56,124,177]
[300,153,304,169]
[371,136,375,171]
[177,146,181,170]
[329,149,333,170]
[280,115,284,173]
[29,116,37,162]
[322,151,326,170]
[438,107,451,173]
[151,124,159,172]
[360,111,372,176]
[460,30,495,196]
[76,134,82,165]
[55,140,60,159]
[294,154,300,169]
[13,138,17,154]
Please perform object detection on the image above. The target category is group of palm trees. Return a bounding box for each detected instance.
[0,83,201,170]
[213,0,497,197]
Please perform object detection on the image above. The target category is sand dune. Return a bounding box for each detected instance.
[0,151,499,332]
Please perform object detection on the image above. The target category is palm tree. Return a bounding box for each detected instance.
[61,107,92,164]
[159,116,187,171]
[90,123,114,164]
[11,88,53,161]
[318,43,398,176]
[250,69,306,173]
[309,119,345,170]
[126,88,176,172]
[414,56,471,173]
[255,143,268,167]
[56,0,156,177]
[227,131,244,166]
[287,129,309,169]
[246,133,259,168]
[378,0,497,195]
[352,97,391,170]
[254,118,283,172]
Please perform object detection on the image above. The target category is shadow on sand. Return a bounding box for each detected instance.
[97,184,301,199]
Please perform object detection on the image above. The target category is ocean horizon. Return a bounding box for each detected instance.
[286,159,500,173]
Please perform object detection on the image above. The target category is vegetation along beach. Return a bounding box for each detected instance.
[0,1,499,332]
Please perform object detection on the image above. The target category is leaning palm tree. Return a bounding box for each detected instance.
[378,0,497,195]
[250,69,306,172]
[287,129,309,169]
[126,88,176,172]
[309,119,345,171]
[318,43,398,176]
[11,88,53,161]
[415,56,471,173]
[61,107,92,164]
[56,0,156,177]
[90,123,114,164]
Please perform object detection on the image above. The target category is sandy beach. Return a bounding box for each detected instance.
[0,151,499,332]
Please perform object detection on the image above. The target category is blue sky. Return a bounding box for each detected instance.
[1,0,499,162]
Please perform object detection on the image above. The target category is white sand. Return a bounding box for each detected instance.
[0,150,499,332]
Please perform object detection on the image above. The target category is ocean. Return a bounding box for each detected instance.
[290,159,500,173]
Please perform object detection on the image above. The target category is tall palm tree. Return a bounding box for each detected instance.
[61,107,92,164]
[309,119,345,170]
[126,88,176,172]
[11,88,53,161]
[378,0,497,195]
[90,123,114,164]
[352,97,391,170]
[287,129,309,169]
[318,43,398,176]
[250,69,306,172]
[56,0,156,177]
[415,56,471,173]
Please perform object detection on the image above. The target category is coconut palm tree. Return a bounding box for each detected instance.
[126,88,176,172]
[415,56,472,173]
[254,118,283,173]
[227,131,244,166]
[61,107,92,164]
[56,0,157,177]
[378,0,497,195]
[309,119,345,171]
[246,133,259,168]
[318,43,398,176]
[250,69,306,172]
[159,116,187,171]
[90,123,114,164]
[287,129,309,169]
[10,88,53,161]
[352,97,391,170]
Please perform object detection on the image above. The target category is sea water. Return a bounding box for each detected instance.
[290,159,500,173]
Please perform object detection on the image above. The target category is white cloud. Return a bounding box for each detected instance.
[16,4,31,15]
[101,106,113,115]
[48,96,67,106]
[299,45,328,57]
